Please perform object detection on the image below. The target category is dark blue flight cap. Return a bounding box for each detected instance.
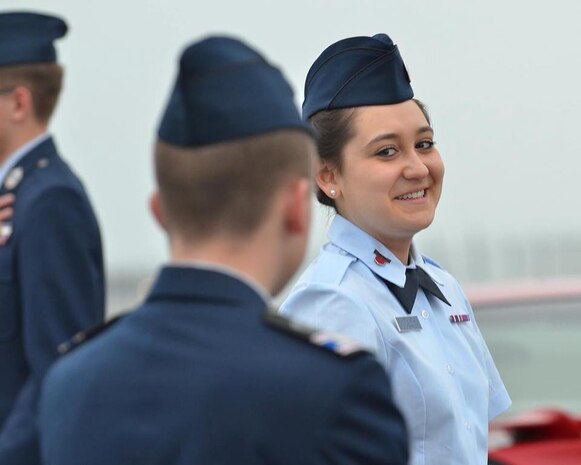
[302,33,413,120]
[0,12,68,68]
[158,36,312,147]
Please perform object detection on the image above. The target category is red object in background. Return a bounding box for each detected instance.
[489,439,581,465]
[465,279,581,465]
[489,409,581,465]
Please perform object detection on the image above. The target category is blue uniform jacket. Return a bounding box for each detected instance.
[0,137,105,463]
[40,266,408,465]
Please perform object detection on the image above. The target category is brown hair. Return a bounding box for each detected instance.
[155,129,314,238]
[0,63,64,123]
[309,98,431,209]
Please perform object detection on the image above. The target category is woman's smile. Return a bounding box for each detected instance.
[394,187,429,201]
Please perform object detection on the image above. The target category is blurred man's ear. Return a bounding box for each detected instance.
[283,178,311,235]
[10,86,35,124]
[149,190,166,230]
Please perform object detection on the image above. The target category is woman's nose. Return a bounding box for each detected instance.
[402,151,429,179]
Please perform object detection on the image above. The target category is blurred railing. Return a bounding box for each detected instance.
[106,231,581,316]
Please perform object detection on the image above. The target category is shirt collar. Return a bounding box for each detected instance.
[327,214,442,287]
[0,133,50,185]
[169,259,272,305]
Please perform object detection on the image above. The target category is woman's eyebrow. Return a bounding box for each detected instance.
[366,133,398,147]
[366,126,434,147]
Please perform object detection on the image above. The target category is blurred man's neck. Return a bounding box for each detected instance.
[169,232,279,296]
[0,124,47,165]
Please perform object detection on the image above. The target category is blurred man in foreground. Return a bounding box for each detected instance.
[0,12,104,464]
[39,36,408,464]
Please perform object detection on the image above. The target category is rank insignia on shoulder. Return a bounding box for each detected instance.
[310,330,367,357]
[449,314,470,324]
[57,314,126,355]
[263,309,369,358]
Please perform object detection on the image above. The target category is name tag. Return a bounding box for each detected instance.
[394,316,422,333]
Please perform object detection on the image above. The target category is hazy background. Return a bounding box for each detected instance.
[3,0,581,312]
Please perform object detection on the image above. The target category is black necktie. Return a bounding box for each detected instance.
[384,267,450,314]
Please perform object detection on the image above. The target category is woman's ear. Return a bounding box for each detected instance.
[315,160,339,199]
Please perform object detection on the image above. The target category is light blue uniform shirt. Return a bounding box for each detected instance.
[281,215,511,465]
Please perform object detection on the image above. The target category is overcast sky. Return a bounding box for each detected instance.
[3,0,581,285]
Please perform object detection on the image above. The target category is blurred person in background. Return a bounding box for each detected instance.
[39,36,409,465]
[0,11,105,464]
[281,33,511,465]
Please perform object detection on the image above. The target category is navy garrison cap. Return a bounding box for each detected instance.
[158,36,311,147]
[302,33,413,120]
[0,12,68,68]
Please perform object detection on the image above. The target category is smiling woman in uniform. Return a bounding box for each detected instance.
[281,33,511,465]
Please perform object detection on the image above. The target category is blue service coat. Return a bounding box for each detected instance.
[0,137,105,463]
[40,266,408,465]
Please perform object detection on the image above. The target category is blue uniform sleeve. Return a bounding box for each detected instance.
[320,355,409,465]
[0,380,41,463]
[281,284,389,365]
[18,187,104,377]
[0,187,104,462]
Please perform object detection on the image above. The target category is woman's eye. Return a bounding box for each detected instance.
[416,140,435,150]
[377,146,397,158]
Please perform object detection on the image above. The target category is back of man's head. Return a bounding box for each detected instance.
[155,130,313,238]
[0,12,67,125]
[154,36,314,241]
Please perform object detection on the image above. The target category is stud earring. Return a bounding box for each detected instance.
[329,189,337,198]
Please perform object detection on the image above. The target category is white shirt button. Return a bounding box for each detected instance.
[465,421,471,430]
[421,310,429,319]
[446,364,454,374]
[339,249,347,256]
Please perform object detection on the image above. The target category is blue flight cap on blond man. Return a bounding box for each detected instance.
[158,36,312,147]
[0,12,68,68]
[302,33,414,120]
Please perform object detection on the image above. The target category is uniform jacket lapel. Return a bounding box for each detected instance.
[0,137,58,196]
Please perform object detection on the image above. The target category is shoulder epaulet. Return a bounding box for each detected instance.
[263,309,369,358]
[311,248,356,286]
[422,255,446,271]
[56,314,127,355]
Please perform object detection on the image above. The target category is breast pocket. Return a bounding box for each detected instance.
[0,247,18,340]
